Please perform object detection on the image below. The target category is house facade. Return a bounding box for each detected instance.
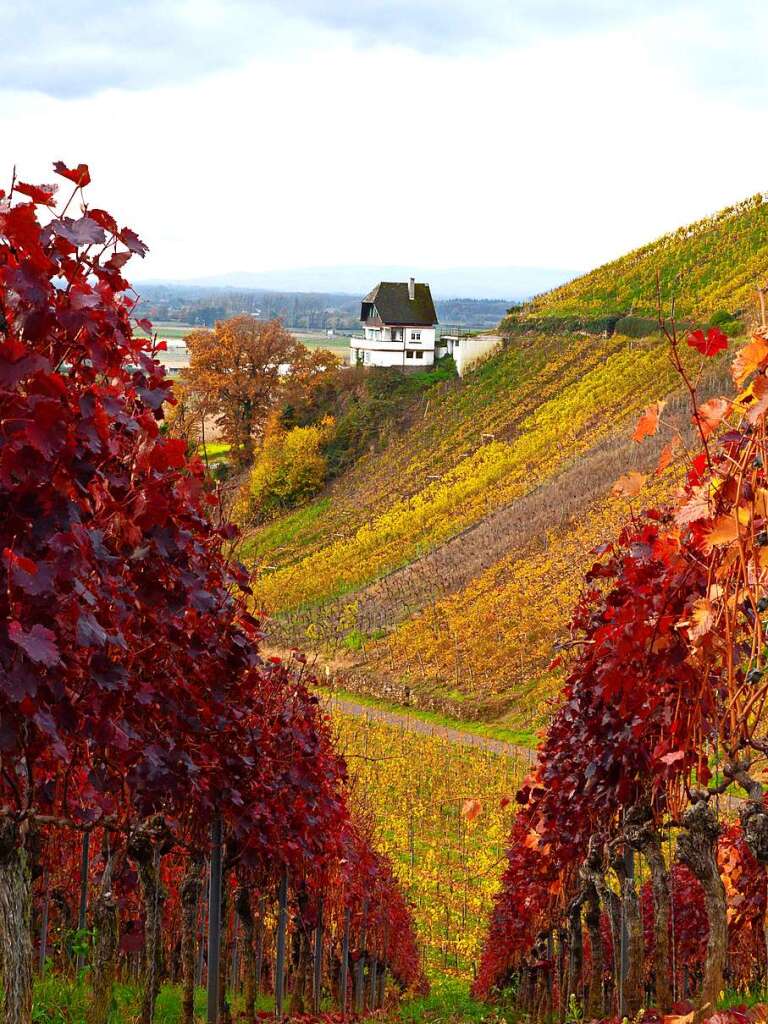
[352,278,438,368]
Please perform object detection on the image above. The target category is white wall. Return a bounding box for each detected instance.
[454,334,502,376]
[351,346,435,368]
[404,326,436,348]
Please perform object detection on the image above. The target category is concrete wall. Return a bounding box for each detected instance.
[453,333,502,376]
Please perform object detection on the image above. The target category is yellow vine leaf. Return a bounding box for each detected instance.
[689,597,715,642]
[702,509,751,553]
[746,376,768,425]
[732,335,768,386]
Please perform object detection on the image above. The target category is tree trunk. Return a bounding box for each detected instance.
[0,821,33,1024]
[234,887,257,1021]
[291,921,311,1015]
[86,852,119,1024]
[584,837,618,1016]
[624,804,673,1010]
[583,882,604,1020]
[612,848,643,1017]
[557,927,568,1021]
[677,796,727,1013]
[128,818,171,1024]
[218,867,232,1024]
[180,856,203,1024]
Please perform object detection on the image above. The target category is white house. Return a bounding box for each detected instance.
[351,278,439,369]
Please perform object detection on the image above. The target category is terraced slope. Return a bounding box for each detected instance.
[251,333,684,613]
[245,195,761,728]
[523,193,768,320]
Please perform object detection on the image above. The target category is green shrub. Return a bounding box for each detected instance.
[238,417,332,522]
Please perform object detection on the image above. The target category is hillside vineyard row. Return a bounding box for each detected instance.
[0,165,424,1024]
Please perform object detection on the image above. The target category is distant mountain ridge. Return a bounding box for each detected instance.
[137,264,578,302]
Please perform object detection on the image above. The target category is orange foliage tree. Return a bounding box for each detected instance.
[183,315,338,466]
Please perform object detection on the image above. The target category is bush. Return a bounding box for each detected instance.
[239,417,333,522]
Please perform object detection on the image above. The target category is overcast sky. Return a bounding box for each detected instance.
[3,1,768,283]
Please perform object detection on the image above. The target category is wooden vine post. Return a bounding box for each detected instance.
[76,832,90,973]
[340,905,351,1018]
[354,899,368,1015]
[207,819,223,1024]
[312,896,324,1014]
[275,870,289,1019]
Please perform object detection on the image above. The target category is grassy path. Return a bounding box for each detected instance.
[320,690,537,764]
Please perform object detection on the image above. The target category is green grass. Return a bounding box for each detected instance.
[390,976,507,1024]
[322,686,538,749]
[197,441,232,460]
[32,976,280,1023]
[240,497,331,563]
[133,322,200,341]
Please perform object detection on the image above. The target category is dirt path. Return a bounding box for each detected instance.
[321,692,537,766]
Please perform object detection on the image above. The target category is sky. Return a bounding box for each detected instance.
[3,1,768,288]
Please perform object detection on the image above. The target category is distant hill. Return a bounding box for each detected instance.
[523,193,768,322]
[139,264,577,302]
[134,282,512,331]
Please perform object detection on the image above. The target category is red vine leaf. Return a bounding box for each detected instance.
[52,161,91,187]
[8,621,60,667]
[686,327,728,357]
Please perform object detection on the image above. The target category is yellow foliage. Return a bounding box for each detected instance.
[331,707,528,976]
[368,473,674,727]
[238,415,334,522]
[251,337,683,611]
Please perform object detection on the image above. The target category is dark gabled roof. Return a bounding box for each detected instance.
[362,281,438,326]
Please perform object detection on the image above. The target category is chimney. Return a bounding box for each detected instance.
[408,277,415,301]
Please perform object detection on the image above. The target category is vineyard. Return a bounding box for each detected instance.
[9,157,768,1024]
[521,193,768,321]
[328,703,527,977]
[473,322,768,1019]
[0,166,425,1024]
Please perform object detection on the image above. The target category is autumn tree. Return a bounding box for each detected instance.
[182,315,338,467]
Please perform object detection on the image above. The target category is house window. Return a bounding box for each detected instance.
[415,351,423,359]
[364,351,371,365]
[411,331,421,341]
[406,351,414,359]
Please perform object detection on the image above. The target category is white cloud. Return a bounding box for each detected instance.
[2,2,767,285]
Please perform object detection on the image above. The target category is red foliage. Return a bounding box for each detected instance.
[1,165,425,996]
